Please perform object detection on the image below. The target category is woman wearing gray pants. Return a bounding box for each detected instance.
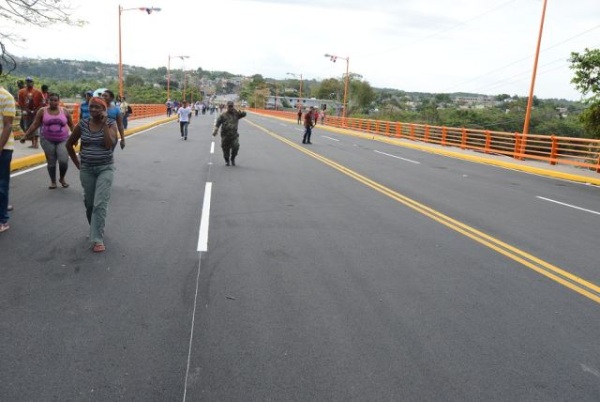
[22,93,75,189]
[66,97,118,253]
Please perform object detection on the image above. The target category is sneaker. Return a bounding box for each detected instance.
[0,223,10,233]
[7,205,13,211]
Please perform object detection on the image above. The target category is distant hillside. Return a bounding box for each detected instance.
[9,57,580,107]
[11,57,236,84]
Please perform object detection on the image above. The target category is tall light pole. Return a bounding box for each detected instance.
[325,53,349,119]
[118,5,161,99]
[167,55,189,101]
[286,72,303,109]
[520,0,548,157]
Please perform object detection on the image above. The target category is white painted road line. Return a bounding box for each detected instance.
[537,196,600,216]
[374,150,421,164]
[210,141,215,154]
[322,136,340,142]
[197,182,213,252]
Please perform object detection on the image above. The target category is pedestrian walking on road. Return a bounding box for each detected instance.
[119,96,131,129]
[302,106,315,144]
[177,100,192,140]
[101,90,126,149]
[66,97,118,253]
[166,99,172,117]
[17,77,44,149]
[22,93,75,189]
[41,84,50,107]
[79,90,93,121]
[0,80,16,233]
[297,107,302,124]
[213,101,246,166]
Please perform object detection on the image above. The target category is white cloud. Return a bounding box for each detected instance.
[4,0,599,100]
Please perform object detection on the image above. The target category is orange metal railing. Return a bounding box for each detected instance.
[13,103,167,137]
[251,108,600,173]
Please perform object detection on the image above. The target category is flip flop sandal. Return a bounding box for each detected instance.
[49,184,57,189]
[60,182,70,188]
[93,243,106,253]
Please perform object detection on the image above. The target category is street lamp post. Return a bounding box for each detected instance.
[167,55,189,102]
[325,54,349,119]
[118,5,161,99]
[286,72,303,109]
[520,0,548,158]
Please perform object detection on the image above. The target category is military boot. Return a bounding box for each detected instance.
[224,157,230,166]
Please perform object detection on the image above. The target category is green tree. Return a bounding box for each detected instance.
[351,80,375,113]
[569,48,600,138]
[125,74,144,87]
[316,78,342,100]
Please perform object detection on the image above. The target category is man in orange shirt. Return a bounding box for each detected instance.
[18,77,44,149]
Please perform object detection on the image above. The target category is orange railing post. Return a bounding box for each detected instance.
[395,122,402,138]
[484,130,491,154]
[441,126,447,146]
[410,124,415,140]
[550,135,558,165]
[424,125,430,142]
[461,128,467,149]
[514,133,523,160]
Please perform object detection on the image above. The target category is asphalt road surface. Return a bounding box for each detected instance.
[2,112,599,401]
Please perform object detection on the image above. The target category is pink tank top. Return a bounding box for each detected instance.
[42,107,69,142]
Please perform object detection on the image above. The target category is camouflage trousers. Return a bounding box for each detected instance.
[221,134,240,162]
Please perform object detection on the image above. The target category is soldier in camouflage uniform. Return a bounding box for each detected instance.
[212,101,247,166]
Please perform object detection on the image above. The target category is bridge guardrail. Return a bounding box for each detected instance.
[12,103,167,138]
[252,109,600,173]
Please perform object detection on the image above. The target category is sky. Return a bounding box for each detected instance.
[4,0,600,100]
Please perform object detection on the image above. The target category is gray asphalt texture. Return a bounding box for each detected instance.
[2,112,600,401]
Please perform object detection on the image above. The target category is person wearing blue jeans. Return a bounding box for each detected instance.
[0,83,16,233]
[302,106,315,144]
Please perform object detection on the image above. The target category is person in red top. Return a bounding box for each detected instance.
[302,106,315,144]
[17,77,44,149]
[41,84,50,107]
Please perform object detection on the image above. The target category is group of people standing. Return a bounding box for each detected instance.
[1,74,126,252]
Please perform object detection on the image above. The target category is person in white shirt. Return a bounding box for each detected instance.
[177,101,192,140]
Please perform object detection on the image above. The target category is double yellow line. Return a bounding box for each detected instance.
[248,120,600,305]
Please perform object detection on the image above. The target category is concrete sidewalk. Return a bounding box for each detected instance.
[10,115,175,171]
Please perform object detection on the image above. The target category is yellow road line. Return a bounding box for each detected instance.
[247,120,600,305]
